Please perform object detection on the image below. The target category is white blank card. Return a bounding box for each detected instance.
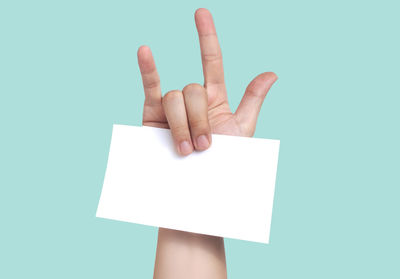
[96,124,280,243]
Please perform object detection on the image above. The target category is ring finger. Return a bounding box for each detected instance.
[162,90,193,156]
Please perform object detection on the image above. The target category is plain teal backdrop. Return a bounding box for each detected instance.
[1,0,399,278]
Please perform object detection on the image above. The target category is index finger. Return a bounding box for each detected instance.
[195,8,226,88]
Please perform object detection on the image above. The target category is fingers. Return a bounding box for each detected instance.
[234,72,278,136]
[182,83,211,150]
[162,84,211,156]
[162,90,194,156]
[195,8,226,88]
[137,45,162,106]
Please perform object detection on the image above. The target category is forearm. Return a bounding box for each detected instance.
[153,228,227,279]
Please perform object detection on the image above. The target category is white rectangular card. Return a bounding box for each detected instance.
[96,124,280,243]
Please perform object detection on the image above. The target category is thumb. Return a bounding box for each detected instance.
[234,72,278,136]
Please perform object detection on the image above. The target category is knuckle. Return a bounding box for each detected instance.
[202,52,222,62]
[238,121,255,137]
[246,88,262,98]
[143,78,160,89]
[162,90,182,105]
[189,119,210,132]
[182,83,204,95]
[171,125,190,138]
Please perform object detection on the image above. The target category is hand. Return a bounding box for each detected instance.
[137,8,277,156]
[137,8,277,279]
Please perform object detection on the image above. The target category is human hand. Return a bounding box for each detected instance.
[137,8,277,155]
[138,8,277,278]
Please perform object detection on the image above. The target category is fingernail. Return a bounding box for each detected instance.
[196,135,210,150]
[179,141,192,155]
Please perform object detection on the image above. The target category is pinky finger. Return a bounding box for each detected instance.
[137,45,162,106]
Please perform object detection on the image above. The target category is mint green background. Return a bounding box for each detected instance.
[1,0,399,278]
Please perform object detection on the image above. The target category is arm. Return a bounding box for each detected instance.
[137,8,277,279]
[154,228,226,279]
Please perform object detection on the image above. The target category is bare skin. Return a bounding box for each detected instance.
[137,8,277,279]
